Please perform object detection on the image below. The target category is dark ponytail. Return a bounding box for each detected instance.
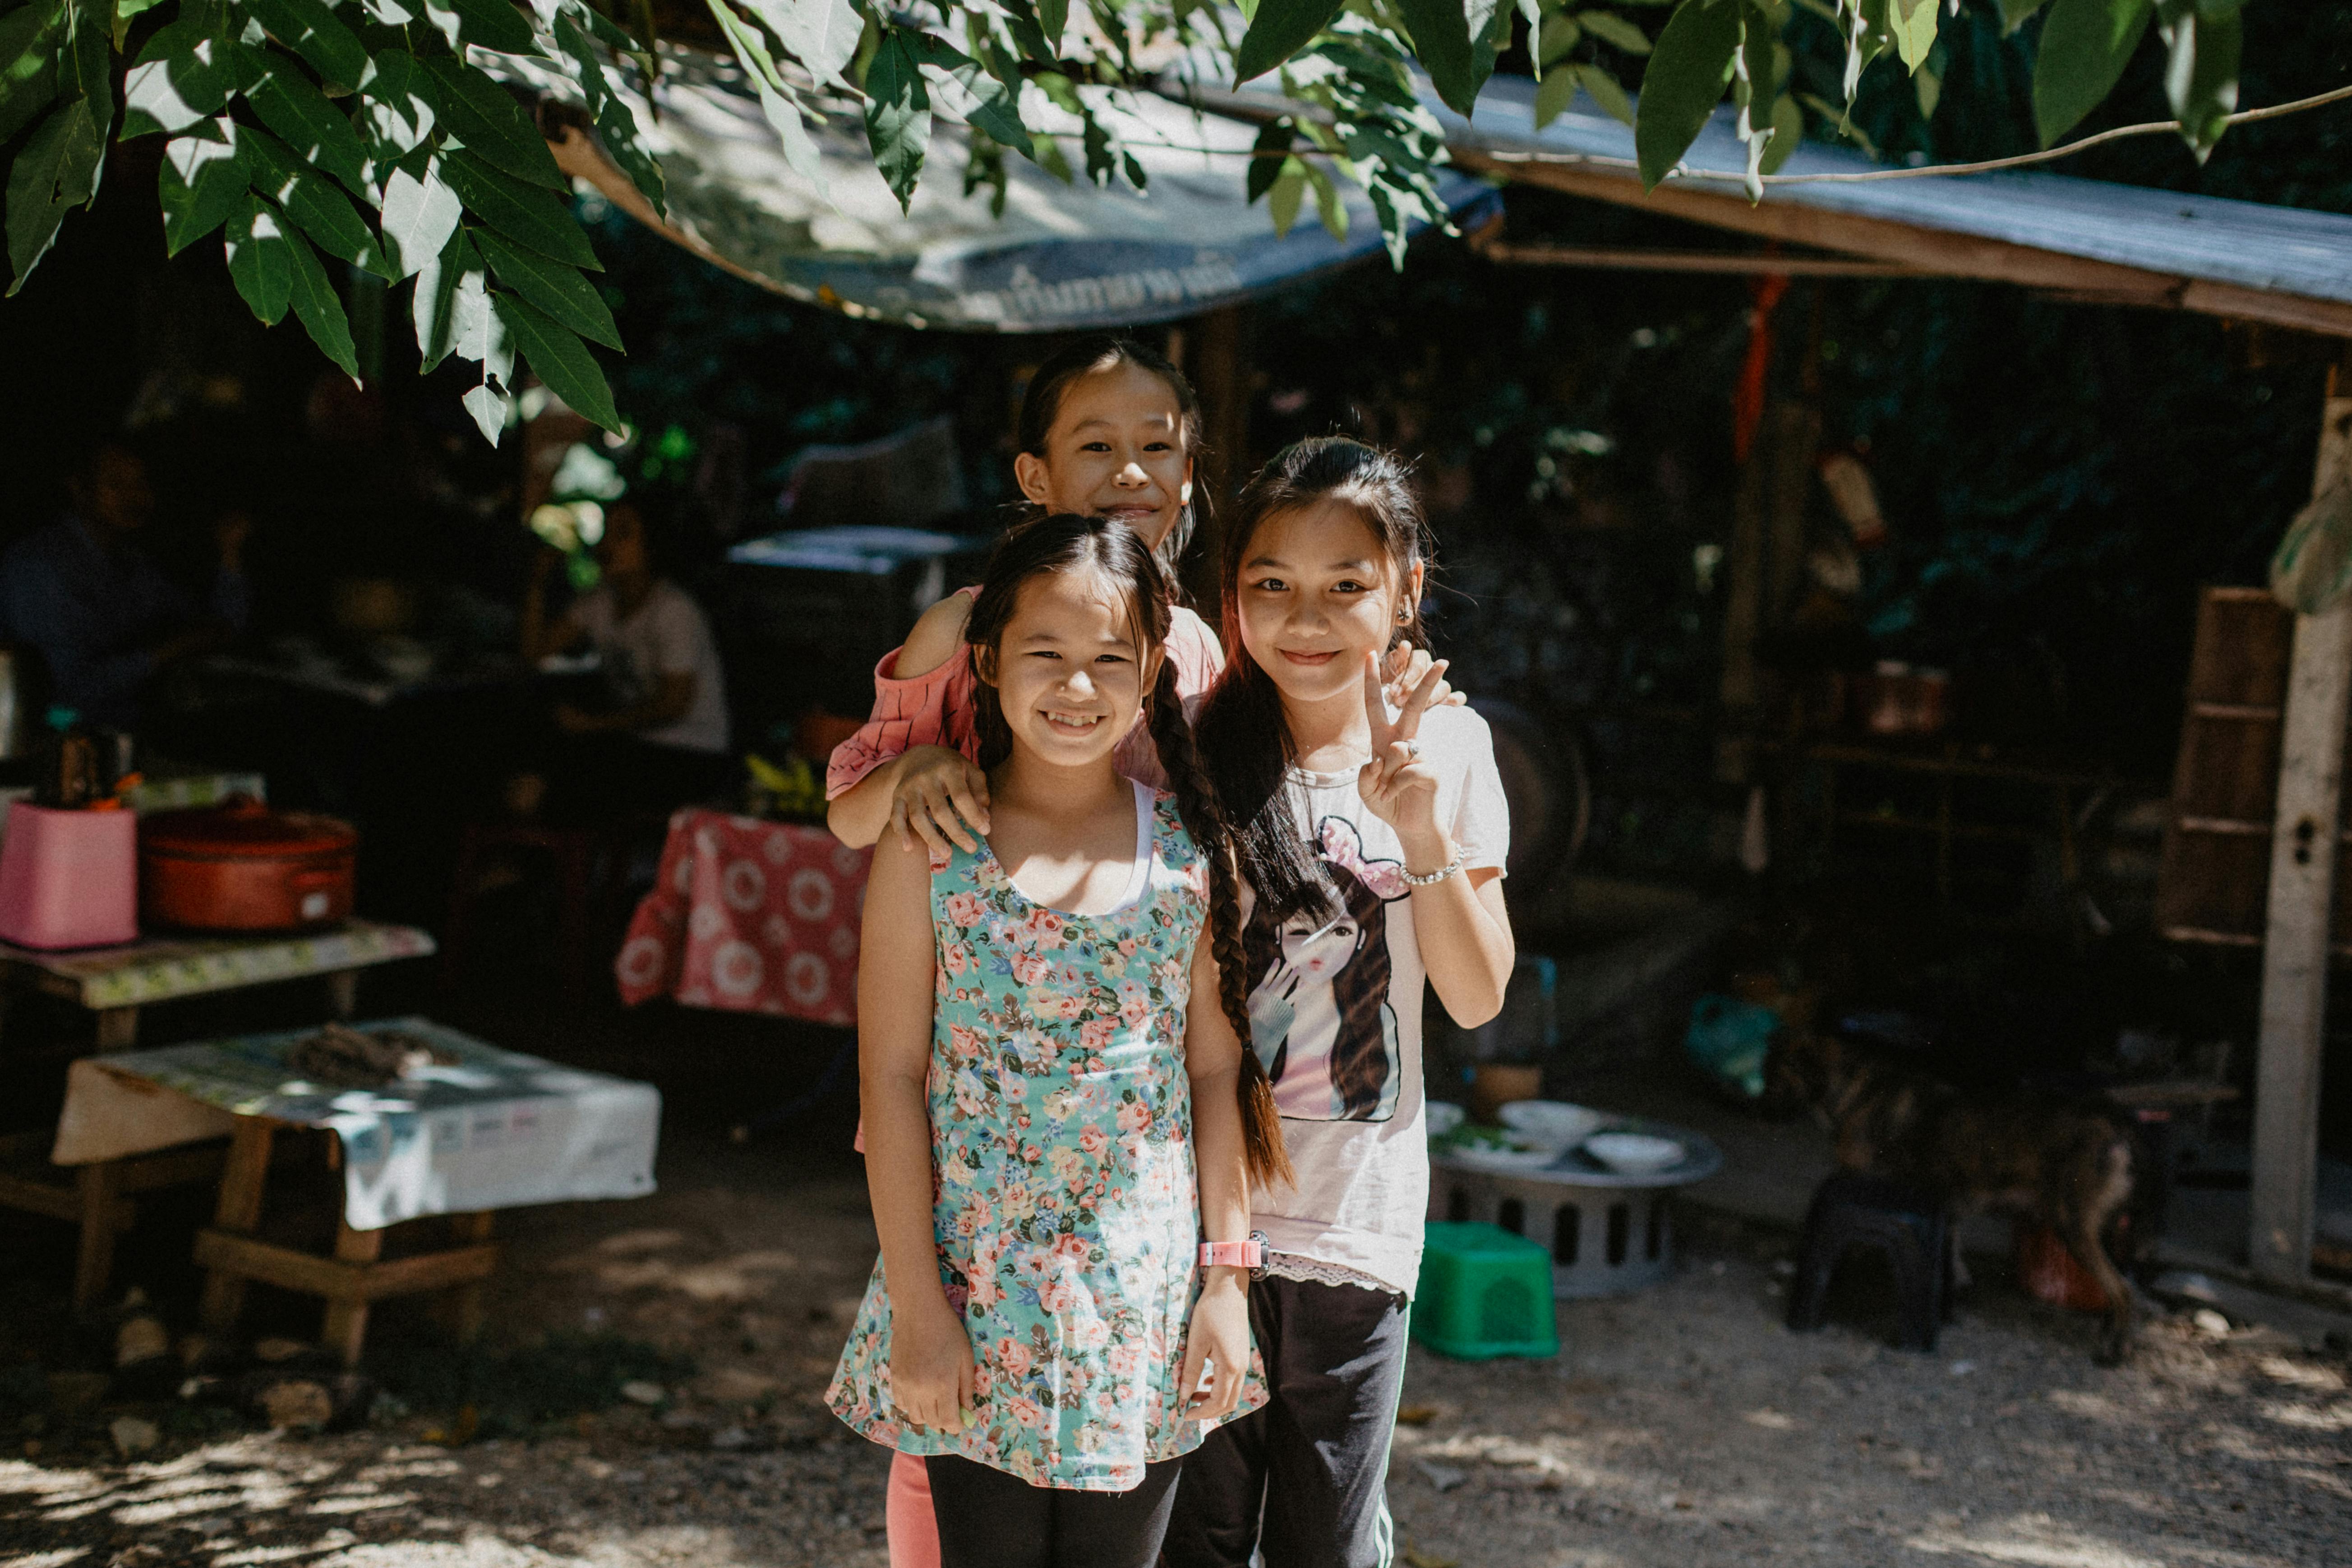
[964,512,1291,1189]
[1147,659,1295,1192]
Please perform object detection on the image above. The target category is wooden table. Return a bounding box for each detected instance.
[0,922,434,1314]
[196,1117,498,1366]
[0,919,436,1051]
[49,1019,659,1360]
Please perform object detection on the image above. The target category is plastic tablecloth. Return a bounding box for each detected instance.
[615,810,871,1025]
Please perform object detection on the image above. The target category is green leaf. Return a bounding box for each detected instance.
[1537,12,1580,69]
[356,48,434,160]
[1037,0,1068,56]
[244,0,373,92]
[1399,0,1478,114]
[1575,9,1651,54]
[1997,0,2050,30]
[995,0,1057,65]
[1889,0,1936,73]
[1534,60,1579,126]
[473,226,620,348]
[1300,157,1346,240]
[419,52,567,189]
[378,158,461,277]
[1234,0,1344,85]
[120,19,244,138]
[705,0,827,201]
[7,95,104,290]
[740,0,862,89]
[2157,0,2237,159]
[224,194,294,323]
[1738,0,1776,134]
[1635,0,1740,189]
[862,27,929,212]
[1761,89,1802,174]
[904,31,1028,149]
[242,123,392,277]
[279,220,361,380]
[1245,119,1294,203]
[410,225,476,371]
[1266,155,1304,237]
[1576,60,1634,125]
[493,291,623,433]
[439,148,602,270]
[247,55,372,193]
[2033,0,2153,148]
[551,16,662,211]
[428,0,539,55]
[60,0,107,106]
[463,380,513,443]
[0,1,64,148]
[157,118,250,255]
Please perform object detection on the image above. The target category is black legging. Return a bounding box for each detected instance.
[925,1453,1183,1568]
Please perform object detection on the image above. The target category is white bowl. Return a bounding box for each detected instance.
[1582,1132,1685,1175]
[1498,1100,1606,1152]
[1424,1102,1467,1138]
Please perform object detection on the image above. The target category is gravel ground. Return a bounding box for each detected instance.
[5,1145,2349,1568]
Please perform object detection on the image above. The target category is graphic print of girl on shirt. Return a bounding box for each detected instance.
[1242,816,1409,1122]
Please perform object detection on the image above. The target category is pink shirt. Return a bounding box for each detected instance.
[825,594,1225,798]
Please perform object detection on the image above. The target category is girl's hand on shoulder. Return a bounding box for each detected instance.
[1358,651,1443,840]
[1178,1270,1251,1422]
[890,745,992,857]
[889,1293,977,1434]
[1383,644,1467,711]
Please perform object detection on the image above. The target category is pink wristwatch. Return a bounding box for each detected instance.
[1199,1231,1269,1278]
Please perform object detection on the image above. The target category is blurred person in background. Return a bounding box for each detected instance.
[514,496,732,820]
[0,436,250,730]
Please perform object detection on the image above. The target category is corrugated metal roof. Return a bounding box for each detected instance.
[1447,75,2352,307]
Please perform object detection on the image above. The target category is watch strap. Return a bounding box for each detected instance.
[1199,1237,1262,1270]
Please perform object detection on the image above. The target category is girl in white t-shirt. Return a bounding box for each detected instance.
[1169,438,1517,1568]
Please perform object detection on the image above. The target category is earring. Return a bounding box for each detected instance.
[1396,609,1410,624]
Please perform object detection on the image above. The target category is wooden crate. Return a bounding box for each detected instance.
[2155,586,2352,950]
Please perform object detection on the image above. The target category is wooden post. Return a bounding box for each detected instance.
[446,1211,495,1345]
[72,1162,120,1316]
[2250,360,2352,1286]
[320,1220,385,1367]
[199,1119,275,1334]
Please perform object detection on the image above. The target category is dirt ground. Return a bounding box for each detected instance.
[5,1099,2351,1568]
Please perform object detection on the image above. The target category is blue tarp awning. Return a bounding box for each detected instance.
[514,48,1498,332]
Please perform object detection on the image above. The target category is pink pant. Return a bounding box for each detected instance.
[889,1451,939,1568]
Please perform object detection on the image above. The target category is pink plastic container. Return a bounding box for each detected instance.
[0,803,138,949]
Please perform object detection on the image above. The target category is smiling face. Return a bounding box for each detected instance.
[1235,498,1425,707]
[1014,362,1194,551]
[978,562,1163,771]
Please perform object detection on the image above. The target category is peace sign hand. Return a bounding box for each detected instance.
[1358,649,1447,848]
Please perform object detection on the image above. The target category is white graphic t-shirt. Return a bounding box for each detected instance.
[1242,703,1509,1297]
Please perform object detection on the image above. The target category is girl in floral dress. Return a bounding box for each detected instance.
[828,515,1289,1568]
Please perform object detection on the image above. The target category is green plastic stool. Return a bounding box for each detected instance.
[1411,1221,1560,1360]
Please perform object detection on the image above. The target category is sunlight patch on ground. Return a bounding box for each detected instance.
[1904,1513,2302,1568]
[1743,1408,1799,1430]
[1,1551,91,1568]
[2259,1401,2352,1432]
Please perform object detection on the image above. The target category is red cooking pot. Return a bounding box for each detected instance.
[138,796,359,932]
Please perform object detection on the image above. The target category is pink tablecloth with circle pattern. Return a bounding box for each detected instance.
[615,810,872,1025]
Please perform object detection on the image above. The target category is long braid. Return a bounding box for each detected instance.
[1148,660,1296,1190]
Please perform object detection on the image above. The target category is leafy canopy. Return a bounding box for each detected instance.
[0,0,2236,440]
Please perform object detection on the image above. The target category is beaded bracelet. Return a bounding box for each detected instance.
[1400,850,1464,887]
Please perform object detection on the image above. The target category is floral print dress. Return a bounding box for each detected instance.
[827,782,1265,1491]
